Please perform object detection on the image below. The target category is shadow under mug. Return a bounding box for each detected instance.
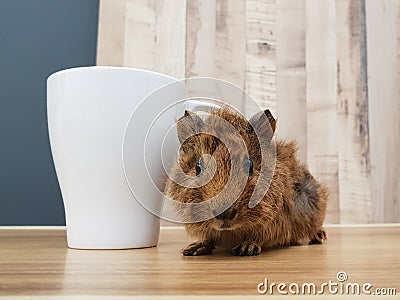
[47,66,180,249]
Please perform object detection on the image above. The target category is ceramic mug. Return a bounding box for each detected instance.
[47,66,181,249]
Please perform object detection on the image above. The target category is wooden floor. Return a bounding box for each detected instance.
[0,226,399,299]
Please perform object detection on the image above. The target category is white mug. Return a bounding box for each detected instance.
[47,66,180,249]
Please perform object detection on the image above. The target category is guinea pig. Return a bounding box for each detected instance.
[164,106,327,256]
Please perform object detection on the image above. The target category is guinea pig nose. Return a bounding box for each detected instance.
[213,209,237,220]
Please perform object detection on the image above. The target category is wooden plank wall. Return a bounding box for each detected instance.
[123,0,186,79]
[96,0,126,66]
[245,0,276,116]
[185,0,216,78]
[275,0,307,164]
[336,0,371,223]
[365,0,400,223]
[97,0,400,223]
[305,0,339,223]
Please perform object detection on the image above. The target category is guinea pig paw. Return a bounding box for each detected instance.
[231,241,261,256]
[181,240,215,256]
[309,229,327,245]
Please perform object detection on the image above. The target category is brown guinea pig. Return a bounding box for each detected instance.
[164,106,327,256]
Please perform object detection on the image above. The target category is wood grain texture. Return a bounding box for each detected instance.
[305,0,339,223]
[366,0,400,223]
[123,0,156,69]
[215,0,247,112]
[398,0,400,106]
[245,0,277,116]
[95,0,400,224]
[276,0,307,163]
[96,0,127,66]
[123,0,186,78]
[0,227,399,297]
[185,0,216,78]
[398,0,400,100]
[336,0,371,223]
[154,0,186,79]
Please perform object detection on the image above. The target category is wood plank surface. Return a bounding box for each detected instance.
[123,0,186,78]
[335,0,371,223]
[185,0,216,78]
[276,0,307,163]
[96,0,127,66]
[365,0,400,223]
[0,226,399,298]
[305,0,339,223]
[245,0,277,116]
[123,0,158,70]
[215,0,247,112]
[96,0,400,225]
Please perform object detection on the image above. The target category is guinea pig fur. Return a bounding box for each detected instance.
[164,107,327,256]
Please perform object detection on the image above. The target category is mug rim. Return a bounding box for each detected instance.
[47,66,179,84]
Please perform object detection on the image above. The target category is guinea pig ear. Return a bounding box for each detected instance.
[248,109,276,140]
[176,110,204,144]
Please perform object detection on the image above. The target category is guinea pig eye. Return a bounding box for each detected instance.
[244,158,253,176]
[195,157,204,176]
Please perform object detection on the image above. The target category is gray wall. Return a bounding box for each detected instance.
[0,0,99,225]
